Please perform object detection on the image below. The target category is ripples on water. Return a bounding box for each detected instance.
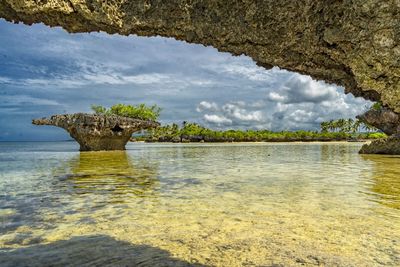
[0,142,399,266]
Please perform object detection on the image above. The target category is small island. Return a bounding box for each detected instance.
[32,104,160,151]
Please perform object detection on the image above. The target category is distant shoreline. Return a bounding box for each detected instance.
[0,140,369,144]
[0,140,74,142]
[132,139,370,144]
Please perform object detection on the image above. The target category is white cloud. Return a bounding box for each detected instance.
[1,71,172,89]
[196,101,219,112]
[248,100,266,108]
[22,78,87,88]
[0,95,60,106]
[188,79,214,86]
[204,114,232,125]
[123,74,169,84]
[82,73,126,85]
[219,61,272,81]
[222,103,263,122]
[198,101,266,128]
[268,92,286,102]
[267,74,338,104]
[287,109,315,123]
[0,76,12,84]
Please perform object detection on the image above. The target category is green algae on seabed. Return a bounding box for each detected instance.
[0,142,399,266]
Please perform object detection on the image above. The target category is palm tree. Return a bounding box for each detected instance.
[345,118,354,133]
[337,119,346,133]
[320,121,329,133]
[332,120,339,132]
[354,119,362,133]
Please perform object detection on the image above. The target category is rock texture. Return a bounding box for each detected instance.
[32,113,159,151]
[359,137,400,155]
[357,107,400,136]
[0,0,399,112]
[357,107,400,154]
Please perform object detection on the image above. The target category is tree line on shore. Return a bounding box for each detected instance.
[88,103,385,143]
[140,120,385,143]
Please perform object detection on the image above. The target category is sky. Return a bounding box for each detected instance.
[0,19,372,141]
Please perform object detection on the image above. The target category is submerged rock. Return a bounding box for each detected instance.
[32,113,159,151]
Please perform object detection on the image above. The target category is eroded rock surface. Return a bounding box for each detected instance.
[357,107,400,136]
[32,113,159,151]
[359,137,400,155]
[0,0,399,112]
[357,107,400,154]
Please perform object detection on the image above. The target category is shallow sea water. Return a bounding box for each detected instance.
[0,142,399,266]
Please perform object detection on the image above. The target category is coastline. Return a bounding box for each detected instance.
[131,140,369,144]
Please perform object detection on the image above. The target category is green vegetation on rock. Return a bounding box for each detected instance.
[371,102,382,111]
[91,104,161,121]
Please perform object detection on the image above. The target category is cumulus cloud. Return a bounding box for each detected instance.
[197,101,266,128]
[196,76,370,131]
[196,101,219,112]
[267,93,370,131]
[203,114,232,125]
[267,74,337,104]
[222,103,263,122]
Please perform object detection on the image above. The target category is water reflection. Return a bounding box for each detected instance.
[361,155,400,210]
[57,151,160,201]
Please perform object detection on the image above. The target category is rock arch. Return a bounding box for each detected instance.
[2,0,400,153]
[0,0,398,111]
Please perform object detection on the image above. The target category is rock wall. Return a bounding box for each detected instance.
[32,113,159,151]
[1,0,399,112]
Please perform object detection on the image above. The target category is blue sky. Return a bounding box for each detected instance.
[0,19,371,141]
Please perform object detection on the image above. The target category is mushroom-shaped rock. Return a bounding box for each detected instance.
[357,107,400,154]
[32,113,159,151]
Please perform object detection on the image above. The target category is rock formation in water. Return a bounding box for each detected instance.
[359,136,400,155]
[357,107,400,154]
[32,113,159,151]
[2,0,399,153]
[357,107,400,136]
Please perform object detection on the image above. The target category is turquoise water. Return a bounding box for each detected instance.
[0,142,399,266]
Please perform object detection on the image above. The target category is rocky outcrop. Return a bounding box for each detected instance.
[0,1,399,112]
[359,137,400,155]
[357,107,400,154]
[32,113,159,151]
[357,107,400,136]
